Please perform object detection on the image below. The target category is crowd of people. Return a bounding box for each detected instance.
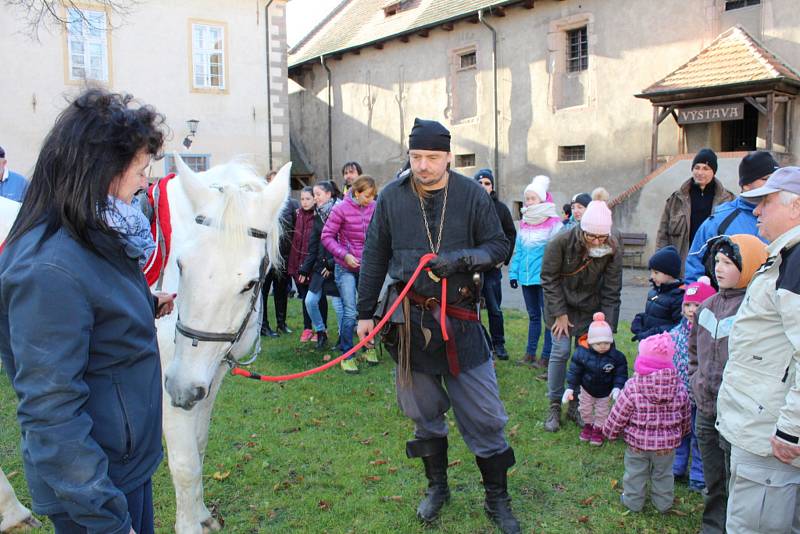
[2,87,799,534]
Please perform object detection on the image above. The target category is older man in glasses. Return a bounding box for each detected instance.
[540,199,623,432]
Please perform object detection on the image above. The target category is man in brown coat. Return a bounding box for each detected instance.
[657,148,734,270]
[541,200,623,432]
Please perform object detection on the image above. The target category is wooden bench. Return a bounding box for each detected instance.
[619,232,648,268]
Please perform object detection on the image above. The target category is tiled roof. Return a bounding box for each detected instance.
[289,0,522,67]
[640,25,800,96]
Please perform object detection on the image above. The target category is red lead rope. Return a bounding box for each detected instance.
[230,253,447,383]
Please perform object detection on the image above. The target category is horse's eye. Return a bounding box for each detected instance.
[241,280,258,293]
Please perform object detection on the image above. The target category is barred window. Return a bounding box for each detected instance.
[559,145,586,162]
[725,0,760,10]
[192,22,226,90]
[455,154,476,167]
[459,51,476,69]
[67,8,109,82]
[566,26,588,73]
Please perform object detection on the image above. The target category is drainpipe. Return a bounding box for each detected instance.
[265,0,274,170]
[321,54,333,180]
[479,9,499,196]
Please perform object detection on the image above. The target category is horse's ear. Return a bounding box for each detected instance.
[175,153,214,212]
[263,161,292,213]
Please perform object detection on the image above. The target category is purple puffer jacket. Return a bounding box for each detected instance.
[321,193,376,272]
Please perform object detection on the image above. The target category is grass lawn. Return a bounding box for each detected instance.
[1,300,703,533]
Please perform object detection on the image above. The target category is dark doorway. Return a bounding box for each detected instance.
[721,103,758,151]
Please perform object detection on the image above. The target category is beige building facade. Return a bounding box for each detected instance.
[0,0,290,179]
[288,0,800,230]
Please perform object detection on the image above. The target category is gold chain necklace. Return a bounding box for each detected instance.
[417,179,449,282]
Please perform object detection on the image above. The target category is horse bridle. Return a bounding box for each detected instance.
[174,214,270,368]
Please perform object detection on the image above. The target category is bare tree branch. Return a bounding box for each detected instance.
[4,0,139,40]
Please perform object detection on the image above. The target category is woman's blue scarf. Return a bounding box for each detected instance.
[105,195,156,268]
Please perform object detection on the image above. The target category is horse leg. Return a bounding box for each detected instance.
[163,364,227,534]
[192,365,227,533]
[0,468,41,533]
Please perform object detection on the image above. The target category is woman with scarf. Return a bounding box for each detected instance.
[540,198,623,433]
[508,176,562,371]
[0,89,171,534]
[300,180,344,350]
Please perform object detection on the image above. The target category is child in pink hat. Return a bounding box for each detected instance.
[670,276,716,492]
[603,332,691,513]
[563,312,628,446]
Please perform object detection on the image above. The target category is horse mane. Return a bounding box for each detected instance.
[202,159,283,269]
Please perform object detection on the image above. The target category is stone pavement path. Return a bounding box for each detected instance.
[499,267,650,324]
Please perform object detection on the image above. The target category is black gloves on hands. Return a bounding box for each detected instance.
[428,249,495,278]
[510,279,518,289]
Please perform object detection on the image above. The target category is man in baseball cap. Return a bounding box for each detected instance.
[741,166,800,243]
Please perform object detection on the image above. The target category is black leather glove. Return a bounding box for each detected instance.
[428,249,495,278]
[510,279,518,289]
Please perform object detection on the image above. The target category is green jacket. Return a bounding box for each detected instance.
[541,225,623,337]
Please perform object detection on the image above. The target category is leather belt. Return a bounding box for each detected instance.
[407,289,479,376]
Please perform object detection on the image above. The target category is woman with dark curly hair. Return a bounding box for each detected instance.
[0,89,170,534]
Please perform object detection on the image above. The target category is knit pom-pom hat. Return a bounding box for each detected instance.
[684,276,716,304]
[634,332,676,375]
[524,175,550,202]
[580,200,613,235]
[587,312,613,345]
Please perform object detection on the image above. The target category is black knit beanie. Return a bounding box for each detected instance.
[571,193,591,208]
[474,168,494,187]
[738,151,779,187]
[409,118,451,152]
[692,148,718,174]
[648,245,682,279]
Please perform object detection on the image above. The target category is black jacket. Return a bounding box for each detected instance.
[566,340,628,398]
[278,197,299,262]
[631,280,684,341]
[299,208,338,295]
[490,191,516,265]
[357,170,509,374]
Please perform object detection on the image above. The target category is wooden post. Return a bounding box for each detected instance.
[766,92,775,151]
[651,106,660,172]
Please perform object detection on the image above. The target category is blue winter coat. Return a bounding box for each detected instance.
[508,218,561,286]
[0,224,162,534]
[630,280,684,341]
[684,197,767,283]
[566,340,628,398]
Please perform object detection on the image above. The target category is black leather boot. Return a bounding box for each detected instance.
[476,448,521,534]
[315,330,328,350]
[406,437,450,523]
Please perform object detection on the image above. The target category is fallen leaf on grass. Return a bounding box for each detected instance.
[6,471,19,479]
[447,459,462,468]
[364,475,381,482]
[578,516,589,523]
[580,496,594,506]
[212,471,230,481]
[246,441,257,447]
[667,509,687,516]
[359,437,373,445]
[322,354,331,361]
[318,500,331,511]
[610,479,619,489]
[382,431,390,436]
[243,453,253,462]
[310,418,323,426]
[508,424,520,438]
[370,459,388,466]
[380,495,403,502]
[388,467,398,474]
[552,483,566,493]
[372,449,382,456]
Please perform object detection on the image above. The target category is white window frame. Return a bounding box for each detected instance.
[164,154,211,175]
[65,7,110,83]
[190,20,228,92]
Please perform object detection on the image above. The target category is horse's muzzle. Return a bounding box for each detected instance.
[165,376,207,411]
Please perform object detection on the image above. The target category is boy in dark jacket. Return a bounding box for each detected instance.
[563,312,628,446]
[687,233,767,534]
[631,245,684,341]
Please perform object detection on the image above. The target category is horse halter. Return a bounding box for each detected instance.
[174,214,270,368]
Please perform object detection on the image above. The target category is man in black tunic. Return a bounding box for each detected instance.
[356,119,520,533]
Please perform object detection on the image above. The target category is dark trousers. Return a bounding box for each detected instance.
[521,284,552,358]
[481,268,505,348]
[262,268,289,328]
[297,282,326,330]
[49,479,154,534]
[695,410,731,534]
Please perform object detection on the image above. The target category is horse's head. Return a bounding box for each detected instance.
[163,156,290,410]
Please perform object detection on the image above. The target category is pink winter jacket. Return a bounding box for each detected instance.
[602,368,691,451]
[320,193,376,272]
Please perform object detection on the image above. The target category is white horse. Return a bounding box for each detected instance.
[156,157,289,533]
[0,197,40,534]
[0,158,290,533]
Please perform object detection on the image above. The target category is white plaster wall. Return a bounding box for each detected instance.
[0,0,288,177]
